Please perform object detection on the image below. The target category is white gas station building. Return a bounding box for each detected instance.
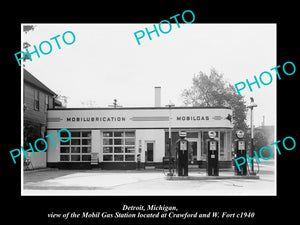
[46,104,233,169]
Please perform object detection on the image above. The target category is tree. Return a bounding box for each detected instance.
[23,25,36,64]
[23,25,35,34]
[55,91,69,108]
[181,68,248,139]
[253,130,270,158]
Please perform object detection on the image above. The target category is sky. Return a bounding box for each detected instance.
[22,23,276,127]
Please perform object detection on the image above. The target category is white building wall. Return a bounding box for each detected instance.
[46,130,60,163]
[227,131,232,161]
[26,152,47,169]
[92,130,101,159]
[136,129,165,163]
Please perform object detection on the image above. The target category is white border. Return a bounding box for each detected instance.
[20,23,277,197]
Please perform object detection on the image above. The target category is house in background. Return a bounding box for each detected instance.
[23,69,61,169]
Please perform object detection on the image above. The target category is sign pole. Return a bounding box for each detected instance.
[166,102,175,176]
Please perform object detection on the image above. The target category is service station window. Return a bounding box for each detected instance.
[102,131,135,162]
[60,130,92,162]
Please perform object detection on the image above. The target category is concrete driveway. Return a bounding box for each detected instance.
[23,160,275,196]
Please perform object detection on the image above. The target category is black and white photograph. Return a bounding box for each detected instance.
[20,23,276,196]
[4,5,298,225]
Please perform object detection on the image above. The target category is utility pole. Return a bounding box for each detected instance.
[165,101,175,176]
[108,99,122,108]
[247,97,258,175]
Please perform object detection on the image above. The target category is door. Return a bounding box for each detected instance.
[189,141,197,163]
[186,138,199,164]
[145,141,154,162]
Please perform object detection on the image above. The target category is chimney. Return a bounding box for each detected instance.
[154,86,161,107]
[262,115,265,127]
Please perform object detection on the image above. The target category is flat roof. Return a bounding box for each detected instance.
[48,106,232,111]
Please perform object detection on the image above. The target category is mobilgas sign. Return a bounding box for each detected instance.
[47,108,233,129]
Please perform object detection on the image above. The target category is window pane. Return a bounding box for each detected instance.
[71,147,80,153]
[114,139,123,145]
[103,132,113,137]
[125,131,135,137]
[82,147,91,153]
[59,130,93,162]
[101,130,137,162]
[60,147,69,153]
[125,138,135,145]
[114,147,124,153]
[82,155,91,161]
[34,100,39,110]
[114,155,124,161]
[59,131,70,137]
[61,140,70,145]
[103,147,113,153]
[60,155,69,161]
[114,131,124,137]
[125,155,135,161]
[103,155,113,161]
[103,139,113,145]
[82,139,91,145]
[71,155,80,161]
[82,131,91,137]
[71,131,80,137]
[71,139,81,145]
[125,147,135,153]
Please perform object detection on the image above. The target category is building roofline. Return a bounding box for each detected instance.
[47,106,232,111]
[23,69,57,96]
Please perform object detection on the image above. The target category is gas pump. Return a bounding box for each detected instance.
[175,131,189,176]
[207,131,219,176]
[234,130,247,175]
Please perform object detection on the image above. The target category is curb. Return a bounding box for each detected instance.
[165,175,259,180]
[23,168,57,174]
